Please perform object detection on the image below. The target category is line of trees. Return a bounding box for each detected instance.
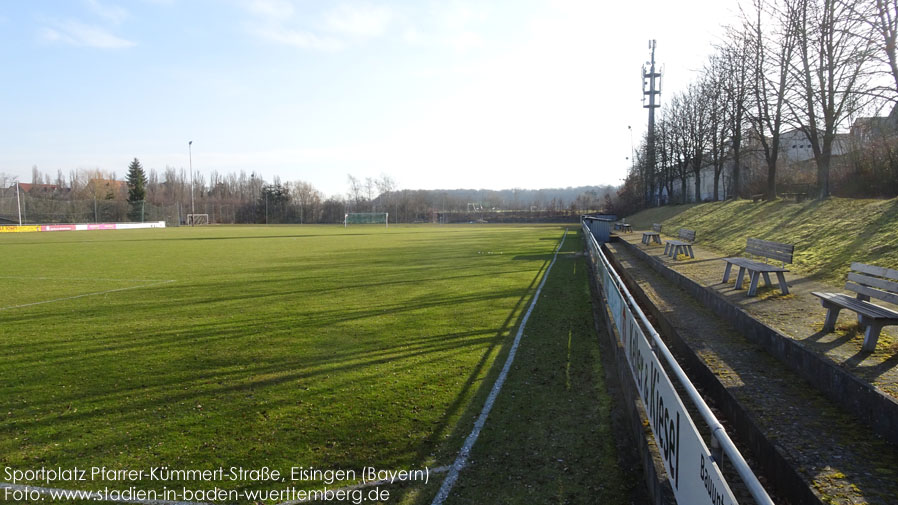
[620,0,898,215]
[1,165,615,225]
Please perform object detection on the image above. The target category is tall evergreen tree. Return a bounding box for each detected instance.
[126,158,148,221]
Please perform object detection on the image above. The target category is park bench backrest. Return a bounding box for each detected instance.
[745,238,794,266]
[652,223,662,233]
[678,228,696,242]
[845,263,898,306]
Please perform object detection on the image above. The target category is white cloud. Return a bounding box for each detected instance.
[39,20,135,49]
[85,0,129,24]
[244,0,295,19]
[396,4,487,51]
[240,0,393,50]
[402,26,422,45]
[323,3,392,38]
[250,24,342,51]
[447,31,481,51]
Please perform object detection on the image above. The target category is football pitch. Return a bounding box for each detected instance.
[1,224,569,502]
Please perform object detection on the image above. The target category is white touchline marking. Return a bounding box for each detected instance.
[430,229,569,505]
[0,280,176,311]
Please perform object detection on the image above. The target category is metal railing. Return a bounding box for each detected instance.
[582,222,774,505]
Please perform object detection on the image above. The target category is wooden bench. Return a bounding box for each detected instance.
[811,263,898,352]
[665,228,696,259]
[780,183,811,202]
[722,238,794,297]
[751,194,765,203]
[614,222,633,233]
[641,224,662,245]
[780,192,808,202]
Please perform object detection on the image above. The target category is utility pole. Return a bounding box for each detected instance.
[643,40,661,207]
[188,141,195,215]
[15,180,22,225]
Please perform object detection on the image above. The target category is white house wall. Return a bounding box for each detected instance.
[668,165,726,203]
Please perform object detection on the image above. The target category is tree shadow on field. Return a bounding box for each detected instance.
[409,254,551,466]
[0,230,568,497]
[0,233,373,247]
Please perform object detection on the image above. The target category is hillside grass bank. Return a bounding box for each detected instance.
[624,197,898,284]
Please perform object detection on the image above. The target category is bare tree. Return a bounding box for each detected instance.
[291,180,322,224]
[787,0,876,199]
[684,83,711,202]
[744,0,797,200]
[718,27,752,199]
[375,174,397,217]
[667,93,693,204]
[850,0,898,98]
[346,174,364,211]
[364,177,376,211]
[704,54,733,201]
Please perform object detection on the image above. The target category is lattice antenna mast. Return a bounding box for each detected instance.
[642,40,661,206]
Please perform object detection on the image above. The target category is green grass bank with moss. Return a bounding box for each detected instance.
[624,197,898,283]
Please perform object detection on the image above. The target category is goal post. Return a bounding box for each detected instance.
[344,212,388,228]
[186,214,209,226]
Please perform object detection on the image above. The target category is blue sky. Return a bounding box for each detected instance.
[0,0,740,197]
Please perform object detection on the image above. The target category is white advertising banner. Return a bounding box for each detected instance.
[586,226,738,505]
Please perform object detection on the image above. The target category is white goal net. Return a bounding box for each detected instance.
[344,212,388,227]
[186,214,209,226]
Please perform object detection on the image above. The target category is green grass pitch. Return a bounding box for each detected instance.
[0,224,566,499]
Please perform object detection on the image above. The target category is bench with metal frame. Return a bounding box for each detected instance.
[722,238,794,297]
[614,222,633,233]
[811,263,898,352]
[665,228,696,259]
[641,223,662,245]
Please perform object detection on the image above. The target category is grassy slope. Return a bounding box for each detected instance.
[624,197,898,283]
[0,224,564,499]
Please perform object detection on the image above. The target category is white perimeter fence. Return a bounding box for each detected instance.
[582,221,774,505]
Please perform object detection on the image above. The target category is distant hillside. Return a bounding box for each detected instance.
[624,198,898,284]
[381,185,616,211]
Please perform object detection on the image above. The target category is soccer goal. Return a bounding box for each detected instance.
[344,212,388,228]
[186,214,209,226]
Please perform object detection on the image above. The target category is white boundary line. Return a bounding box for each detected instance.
[430,228,568,505]
[0,280,175,311]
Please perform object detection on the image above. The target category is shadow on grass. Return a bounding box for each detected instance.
[810,199,898,281]
[0,228,569,500]
[411,252,551,466]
